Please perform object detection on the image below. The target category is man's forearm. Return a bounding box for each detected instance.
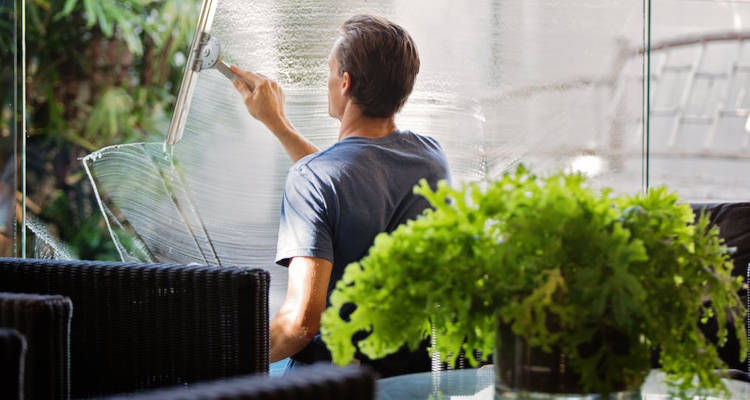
[269,310,315,363]
[268,118,320,162]
[269,256,332,363]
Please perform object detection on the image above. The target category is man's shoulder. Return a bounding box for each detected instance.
[288,145,349,180]
[287,130,447,181]
[284,146,349,193]
[287,137,373,178]
[404,130,443,151]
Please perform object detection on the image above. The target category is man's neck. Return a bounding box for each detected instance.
[337,103,396,141]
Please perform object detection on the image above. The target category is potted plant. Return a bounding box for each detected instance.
[320,166,747,398]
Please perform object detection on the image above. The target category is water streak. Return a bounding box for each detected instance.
[82,0,670,317]
[26,214,75,260]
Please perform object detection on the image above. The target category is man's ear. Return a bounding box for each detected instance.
[341,71,351,96]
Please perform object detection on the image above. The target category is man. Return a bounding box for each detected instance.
[231,15,450,376]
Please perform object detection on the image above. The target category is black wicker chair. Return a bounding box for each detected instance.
[0,258,270,398]
[690,203,750,373]
[97,363,375,400]
[0,328,26,400]
[0,292,72,400]
[692,203,750,279]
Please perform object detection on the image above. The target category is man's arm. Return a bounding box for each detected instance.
[230,66,320,162]
[270,256,333,363]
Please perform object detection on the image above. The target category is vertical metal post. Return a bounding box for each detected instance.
[10,0,18,257]
[642,0,652,193]
[14,0,26,258]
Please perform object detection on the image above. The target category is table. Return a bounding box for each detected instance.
[376,367,750,400]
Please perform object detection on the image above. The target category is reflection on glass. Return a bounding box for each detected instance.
[0,0,18,257]
[84,0,647,316]
[21,1,200,260]
[649,0,750,201]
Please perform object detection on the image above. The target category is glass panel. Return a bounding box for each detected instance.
[23,1,201,259]
[649,0,750,201]
[83,0,646,316]
[0,0,18,257]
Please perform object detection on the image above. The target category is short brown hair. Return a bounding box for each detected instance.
[336,15,420,118]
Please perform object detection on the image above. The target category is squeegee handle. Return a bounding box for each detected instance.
[214,59,255,90]
[214,59,240,82]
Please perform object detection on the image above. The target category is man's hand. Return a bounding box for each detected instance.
[231,66,288,134]
[230,65,320,162]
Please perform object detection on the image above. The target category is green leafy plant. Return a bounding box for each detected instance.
[321,166,747,396]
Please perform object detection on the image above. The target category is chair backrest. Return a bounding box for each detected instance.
[691,203,750,278]
[0,258,270,398]
[690,203,750,373]
[0,292,71,400]
[0,328,27,400]
[97,363,375,400]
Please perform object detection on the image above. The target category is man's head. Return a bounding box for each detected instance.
[327,15,420,120]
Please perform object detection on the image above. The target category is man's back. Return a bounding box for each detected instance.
[232,14,440,377]
[275,129,450,375]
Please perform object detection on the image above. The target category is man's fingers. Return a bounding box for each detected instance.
[232,80,253,98]
[231,65,262,89]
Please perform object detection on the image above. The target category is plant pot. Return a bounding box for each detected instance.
[494,321,641,400]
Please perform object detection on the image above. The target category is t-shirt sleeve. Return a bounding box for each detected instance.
[275,167,334,267]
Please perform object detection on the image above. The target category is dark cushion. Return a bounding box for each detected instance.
[0,292,72,400]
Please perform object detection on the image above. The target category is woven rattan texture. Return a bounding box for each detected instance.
[0,258,270,398]
[0,292,71,400]
[0,328,26,400]
[97,363,374,400]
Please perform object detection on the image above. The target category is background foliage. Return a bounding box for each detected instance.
[0,0,199,259]
[321,167,747,396]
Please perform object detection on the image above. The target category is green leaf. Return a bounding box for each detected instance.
[93,1,112,37]
[82,0,96,27]
[54,0,78,20]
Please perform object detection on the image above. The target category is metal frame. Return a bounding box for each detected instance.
[166,0,218,146]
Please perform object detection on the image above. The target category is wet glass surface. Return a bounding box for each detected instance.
[84,0,648,315]
[648,0,750,201]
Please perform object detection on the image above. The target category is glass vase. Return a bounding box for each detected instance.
[494,321,641,400]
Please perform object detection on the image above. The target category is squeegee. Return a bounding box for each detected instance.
[167,31,249,145]
[166,0,251,145]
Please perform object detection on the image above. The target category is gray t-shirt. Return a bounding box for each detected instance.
[275,129,450,291]
[275,129,450,375]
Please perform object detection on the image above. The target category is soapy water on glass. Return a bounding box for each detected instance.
[79,0,750,318]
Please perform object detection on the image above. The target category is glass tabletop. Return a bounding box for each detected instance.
[376,367,750,400]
